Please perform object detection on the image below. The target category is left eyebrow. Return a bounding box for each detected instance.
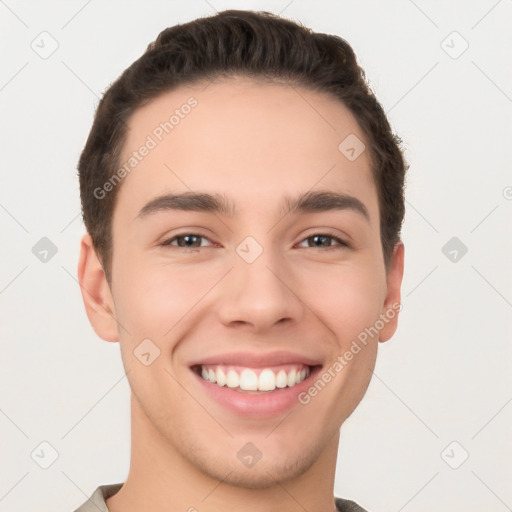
[135,190,369,222]
[282,190,369,222]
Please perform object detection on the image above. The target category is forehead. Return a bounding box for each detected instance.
[115,78,377,222]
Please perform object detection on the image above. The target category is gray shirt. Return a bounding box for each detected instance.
[73,483,368,512]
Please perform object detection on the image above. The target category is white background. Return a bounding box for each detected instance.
[1,1,511,511]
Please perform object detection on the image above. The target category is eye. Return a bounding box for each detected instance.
[160,232,349,251]
[296,233,349,249]
[160,233,215,250]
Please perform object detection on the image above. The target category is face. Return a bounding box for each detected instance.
[80,77,403,488]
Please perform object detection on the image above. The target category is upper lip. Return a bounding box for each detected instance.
[189,350,323,368]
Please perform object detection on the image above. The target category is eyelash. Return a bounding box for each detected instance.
[160,232,349,251]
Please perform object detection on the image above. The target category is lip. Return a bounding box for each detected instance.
[188,350,323,368]
[191,363,323,419]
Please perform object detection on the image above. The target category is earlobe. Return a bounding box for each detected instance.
[379,242,405,343]
[77,233,119,342]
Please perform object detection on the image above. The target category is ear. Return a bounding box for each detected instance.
[77,232,119,342]
[379,241,405,343]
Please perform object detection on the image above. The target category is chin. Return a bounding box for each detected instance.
[185,439,322,489]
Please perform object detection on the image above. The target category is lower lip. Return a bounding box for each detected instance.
[192,366,321,419]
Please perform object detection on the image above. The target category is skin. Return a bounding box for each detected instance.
[78,77,404,512]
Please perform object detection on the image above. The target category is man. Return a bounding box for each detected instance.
[75,9,406,512]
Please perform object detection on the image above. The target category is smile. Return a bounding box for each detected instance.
[196,364,311,393]
[189,351,323,417]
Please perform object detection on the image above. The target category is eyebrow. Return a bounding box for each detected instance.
[136,190,369,222]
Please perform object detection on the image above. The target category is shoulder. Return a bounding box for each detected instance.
[74,486,366,512]
[73,483,123,512]
[335,497,369,512]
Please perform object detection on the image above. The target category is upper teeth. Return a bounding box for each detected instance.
[200,365,310,391]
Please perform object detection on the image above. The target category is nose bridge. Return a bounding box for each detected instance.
[217,236,304,329]
[239,243,285,295]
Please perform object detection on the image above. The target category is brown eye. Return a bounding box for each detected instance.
[161,234,213,249]
[298,233,348,249]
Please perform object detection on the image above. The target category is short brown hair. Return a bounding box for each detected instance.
[78,9,408,284]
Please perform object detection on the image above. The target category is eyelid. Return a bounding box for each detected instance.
[295,230,349,249]
[160,230,350,250]
[160,231,217,248]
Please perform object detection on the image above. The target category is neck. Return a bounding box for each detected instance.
[107,393,339,512]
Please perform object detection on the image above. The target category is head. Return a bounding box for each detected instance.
[78,9,406,489]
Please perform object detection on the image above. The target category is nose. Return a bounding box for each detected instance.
[216,247,305,333]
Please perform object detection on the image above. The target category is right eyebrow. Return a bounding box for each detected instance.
[136,192,237,219]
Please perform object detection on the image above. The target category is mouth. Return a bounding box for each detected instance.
[191,363,314,394]
[189,355,323,418]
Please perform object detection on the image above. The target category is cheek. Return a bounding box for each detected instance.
[295,258,385,343]
[112,256,222,344]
